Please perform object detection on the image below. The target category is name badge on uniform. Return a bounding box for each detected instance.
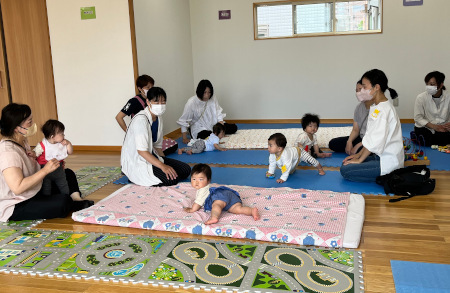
[281,165,287,173]
[371,109,380,119]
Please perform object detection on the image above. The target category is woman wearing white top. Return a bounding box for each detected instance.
[414,71,450,146]
[121,87,191,186]
[177,80,237,144]
[340,69,404,182]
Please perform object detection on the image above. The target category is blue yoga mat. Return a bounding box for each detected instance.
[115,167,386,195]
[166,149,346,167]
[391,260,450,293]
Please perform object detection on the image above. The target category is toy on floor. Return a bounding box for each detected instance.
[403,136,430,166]
[431,144,450,153]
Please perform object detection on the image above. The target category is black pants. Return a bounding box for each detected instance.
[328,135,363,153]
[9,169,90,221]
[152,157,191,186]
[196,123,238,139]
[414,126,450,146]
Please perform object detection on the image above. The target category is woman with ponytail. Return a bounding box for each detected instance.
[340,69,404,182]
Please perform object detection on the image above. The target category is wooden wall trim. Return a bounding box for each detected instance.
[128,0,139,94]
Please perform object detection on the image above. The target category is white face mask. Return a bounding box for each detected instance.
[18,123,37,137]
[143,89,149,96]
[426,85,438,95]
[356,88,374,102]
[149,104,166,116]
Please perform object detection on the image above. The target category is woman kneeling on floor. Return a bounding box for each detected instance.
[0,103,93,222]
[121,87,191,186]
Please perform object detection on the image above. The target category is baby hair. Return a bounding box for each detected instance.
[425,71,446,90]
[196,79,214,100]
[191,163,212,181]
[41,119,65,139]
[136,74,154,89]
[268,133,287,148]
[147,87,167,103]
[0,103,31,137]
[212,123,225,136]
[361,69,398,99]
[301,113,320,130]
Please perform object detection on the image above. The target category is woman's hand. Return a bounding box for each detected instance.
[342,154,362,165]
[161,164,178,180]
[433,124,447,132]
[345,141,353,155]
[43,159,60,175]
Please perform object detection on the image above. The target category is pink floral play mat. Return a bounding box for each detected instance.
[72,183,351,248]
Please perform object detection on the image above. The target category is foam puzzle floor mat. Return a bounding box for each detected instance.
[75,166,122,198]
[0,228,364,293]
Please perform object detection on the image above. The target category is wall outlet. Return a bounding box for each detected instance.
[393,98,399,107]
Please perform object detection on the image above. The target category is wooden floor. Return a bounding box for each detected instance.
[1,150,449,293]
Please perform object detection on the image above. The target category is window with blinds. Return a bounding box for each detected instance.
[254,0,382,39]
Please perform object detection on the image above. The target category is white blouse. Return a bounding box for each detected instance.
[414,90,450,134]
[177,95,226,139]
[121,108,164,186]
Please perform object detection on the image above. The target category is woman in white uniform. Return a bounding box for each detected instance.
[177,80,237,144]
[340,69,404,182]
[414,71,450,146]
[121,87,191,186]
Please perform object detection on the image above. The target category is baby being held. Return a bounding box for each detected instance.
[184,164,260,225]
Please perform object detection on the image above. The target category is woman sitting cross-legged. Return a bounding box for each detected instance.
[0,103,93,222]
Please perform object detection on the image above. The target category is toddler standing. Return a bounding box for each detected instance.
[267,133,325,183]
[34,120,76,198]
[184,164,260,224]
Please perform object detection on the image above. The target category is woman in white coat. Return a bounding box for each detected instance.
[177,80,238,144]
[414,71,450,146]
[121,87,191,186]
[340,69,404,182]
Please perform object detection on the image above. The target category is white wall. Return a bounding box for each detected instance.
[133,0,194,134]
[189,0,450,120]
[47,0,135,146]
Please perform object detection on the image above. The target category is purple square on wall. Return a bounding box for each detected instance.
[403,0,423,6]
[219,10,231,20]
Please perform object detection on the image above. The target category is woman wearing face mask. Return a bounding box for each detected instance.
[329,79,372,154]
[414,71,450,146]
[121,87,191,186]
[340,69,403,182]
[0,103,94,222]
[177,79,238,144]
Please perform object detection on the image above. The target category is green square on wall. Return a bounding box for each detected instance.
[81,7,96,20]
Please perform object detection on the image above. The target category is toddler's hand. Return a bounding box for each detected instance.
[220,148,227,151]
[183,207,192,213]
[318,168,325,175]
[27,151,37,159]
[276,179,285,183]
[266,172,275,179]
[61,139,71,146]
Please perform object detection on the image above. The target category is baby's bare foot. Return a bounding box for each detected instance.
[187,150,193,155]
[205,217,219,225]
[252,207,260,221]
[178,149,183,155]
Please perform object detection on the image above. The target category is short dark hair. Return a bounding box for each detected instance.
[301,113,320,130]
[361,69,398,99]
[196,80,214,100]
[0,103,32,137]
[425,71,446,90]
[191,163,212,181]
[41,119,65,139]
[212,123,225,135]
[136,75,154,89]
[268,133,287,148]
[147,87,167,103]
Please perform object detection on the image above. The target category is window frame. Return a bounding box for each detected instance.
[253,0,383,40]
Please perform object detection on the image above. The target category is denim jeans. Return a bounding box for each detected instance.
[340,154,381,182]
